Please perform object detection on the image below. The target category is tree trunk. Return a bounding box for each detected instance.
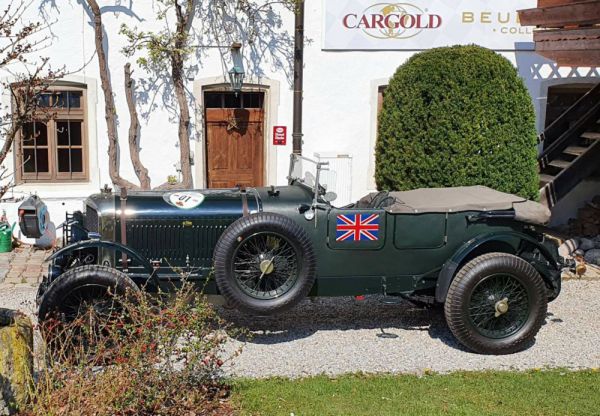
[171,55,193,189]
[0,126,17,169]
[87,0,139,190]
[170,0,195,190]
[124,63,151,190]
[0,126,17,199]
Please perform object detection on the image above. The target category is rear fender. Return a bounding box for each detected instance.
[435,232,561,303]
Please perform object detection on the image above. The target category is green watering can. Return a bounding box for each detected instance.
[0,223,15,253]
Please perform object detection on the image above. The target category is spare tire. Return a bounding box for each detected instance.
[213,212,316,315]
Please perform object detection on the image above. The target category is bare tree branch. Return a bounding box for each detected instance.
[124,63,151,190]
[170,0,195,189]
[87,0,140,190]
[0,2,62,198]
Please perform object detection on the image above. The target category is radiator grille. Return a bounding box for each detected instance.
[125,218,235,267]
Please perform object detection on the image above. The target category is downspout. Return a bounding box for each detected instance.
[292,0,305,155]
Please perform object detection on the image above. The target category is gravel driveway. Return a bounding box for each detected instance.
[220,280,600,378]
[2,280,599,378]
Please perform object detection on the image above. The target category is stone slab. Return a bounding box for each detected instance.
[5,270,22,278]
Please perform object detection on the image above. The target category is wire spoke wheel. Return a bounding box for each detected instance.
[60,284,122,322]
[214,213,316,315]
[46,284,128,356]
[232,232,300,300]
[445,253,547,354]
[468,273,530,339]
[38,265,140,359]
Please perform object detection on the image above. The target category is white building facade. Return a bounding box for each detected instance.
[2,0,598,232]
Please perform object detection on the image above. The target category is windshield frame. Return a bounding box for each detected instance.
[287,154,329,197]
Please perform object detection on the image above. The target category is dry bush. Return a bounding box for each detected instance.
[21,282,243,416]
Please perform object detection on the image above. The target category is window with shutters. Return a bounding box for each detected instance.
[15,87,88,183]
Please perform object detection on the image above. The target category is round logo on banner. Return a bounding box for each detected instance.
[165,192,205,209]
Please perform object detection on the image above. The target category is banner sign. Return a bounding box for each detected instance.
[323,0,536,51]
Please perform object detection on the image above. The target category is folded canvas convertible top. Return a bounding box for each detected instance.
[357,186,550,225]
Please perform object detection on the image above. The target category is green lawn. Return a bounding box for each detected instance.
[232,370,600,416]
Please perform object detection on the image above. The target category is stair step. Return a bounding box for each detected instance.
[539,174,555,185]
[548,159,572,169]
[581,131,600,140]
[563,145,588,156]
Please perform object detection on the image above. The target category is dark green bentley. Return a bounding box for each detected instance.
[19,155,566,354]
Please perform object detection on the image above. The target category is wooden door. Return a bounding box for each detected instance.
[205,92,265,188]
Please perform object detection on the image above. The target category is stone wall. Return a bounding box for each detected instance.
[0,309,33,415]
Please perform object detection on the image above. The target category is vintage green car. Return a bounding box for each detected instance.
[19,155,566,354]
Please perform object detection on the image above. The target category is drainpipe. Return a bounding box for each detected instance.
[292,0,305,155]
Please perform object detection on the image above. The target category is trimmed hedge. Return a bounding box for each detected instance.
[375,45,539,200]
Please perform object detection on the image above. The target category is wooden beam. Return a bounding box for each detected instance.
[535,48,600,65]
[533,27,600,41]
[536,38,600,51]
[533,27,600,51]
[538,0,586,7]
[519,1,600,27]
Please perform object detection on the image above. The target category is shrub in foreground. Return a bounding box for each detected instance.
[376,45,539,200]
[23,283,243,416]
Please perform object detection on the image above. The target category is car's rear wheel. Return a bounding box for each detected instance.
[444,253,547,354]
[213,213,316,315]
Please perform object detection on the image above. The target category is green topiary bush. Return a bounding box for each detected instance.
[375,45,539,200]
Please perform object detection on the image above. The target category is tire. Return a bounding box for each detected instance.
[444,253,547,355]
[213,212,316,315]
[38,265,140,323]
[38,265,141,361]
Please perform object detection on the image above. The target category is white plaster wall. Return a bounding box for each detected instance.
[0,1,295,227]
[1,1,598,231]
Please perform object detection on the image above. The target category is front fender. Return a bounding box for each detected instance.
[47,239,156,277]
[435,231,561,303]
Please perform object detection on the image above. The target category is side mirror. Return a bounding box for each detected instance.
[323,192,337,203]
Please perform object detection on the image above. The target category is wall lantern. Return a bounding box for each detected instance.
[228,42,245,95]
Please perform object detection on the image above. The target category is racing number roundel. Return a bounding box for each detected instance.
[165,192,205,209]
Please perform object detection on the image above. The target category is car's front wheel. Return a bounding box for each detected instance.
[444,253,548,354]
[38,265,140,353]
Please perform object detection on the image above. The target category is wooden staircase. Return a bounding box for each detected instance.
[538,83,600,207]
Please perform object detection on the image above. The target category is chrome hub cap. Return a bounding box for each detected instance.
[494,298,509,317]
[259,259,275,275]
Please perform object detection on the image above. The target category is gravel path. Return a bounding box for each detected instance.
[0,285,38,318]
[2,281,599,378]
[220,280,600,378]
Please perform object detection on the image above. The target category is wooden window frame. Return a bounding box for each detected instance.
[15,85,89,184]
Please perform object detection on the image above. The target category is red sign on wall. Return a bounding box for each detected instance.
[273,126,287,146]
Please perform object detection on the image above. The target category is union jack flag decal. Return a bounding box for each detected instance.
[336,213,380,242]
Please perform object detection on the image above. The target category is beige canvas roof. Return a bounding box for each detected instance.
[357,186,550,225]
